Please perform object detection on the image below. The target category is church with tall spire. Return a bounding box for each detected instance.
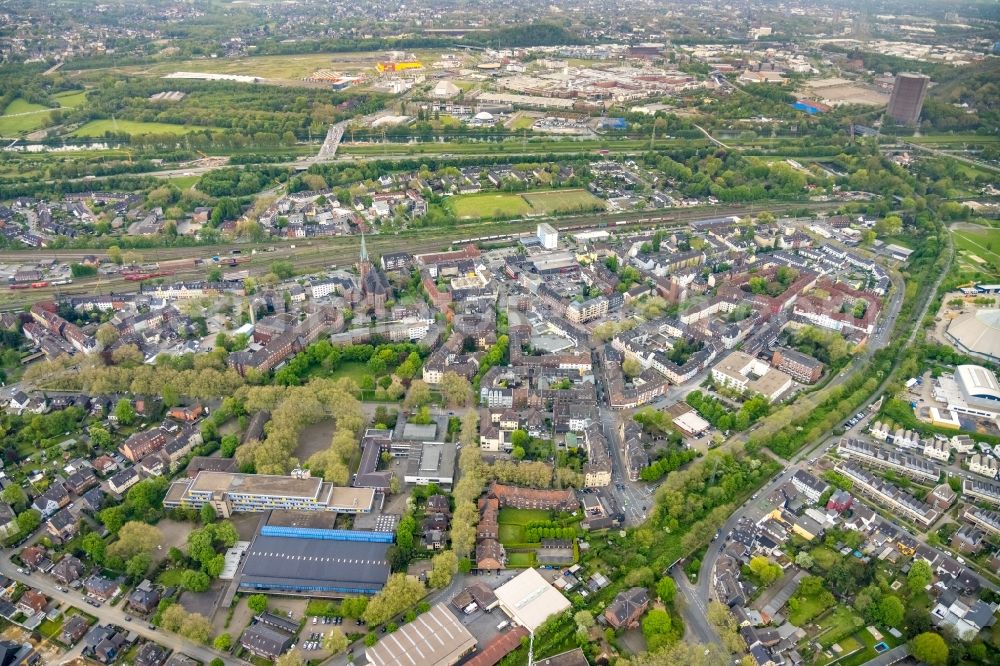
[358,231,371,282]
[356,231,388,316]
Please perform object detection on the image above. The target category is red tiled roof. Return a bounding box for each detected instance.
[463,626,530,666]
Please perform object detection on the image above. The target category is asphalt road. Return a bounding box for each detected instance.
[683,228,956,646]
[0,550,245,665]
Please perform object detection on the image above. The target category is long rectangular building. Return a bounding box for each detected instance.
[366,603,476,666]
[837,438,940,483]
[163,471,375,517]
[964,478,1000,508]
[239,534,390,597]
[837,463,940,528]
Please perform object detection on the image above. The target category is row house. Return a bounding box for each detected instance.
[836,463,939,527]
[837,438,941,483]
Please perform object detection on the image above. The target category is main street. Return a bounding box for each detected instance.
[682,228,955,647]
[0,548,244,665]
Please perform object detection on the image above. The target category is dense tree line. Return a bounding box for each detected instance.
[638,448,699,482]
[686,389,770,433]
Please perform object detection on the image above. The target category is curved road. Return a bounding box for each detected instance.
[0,548,245,665]
[683,227,955,647]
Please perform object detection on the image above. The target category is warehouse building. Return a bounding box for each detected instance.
[238,534,390,596]
[365,603,476,666]
[237,510,393,596]
[494,568,571,632]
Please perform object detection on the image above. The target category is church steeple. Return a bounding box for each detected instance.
[358,230,371,280]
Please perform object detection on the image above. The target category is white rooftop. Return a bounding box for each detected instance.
[494,568,571,632]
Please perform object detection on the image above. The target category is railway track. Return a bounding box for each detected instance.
[0,201,836,309]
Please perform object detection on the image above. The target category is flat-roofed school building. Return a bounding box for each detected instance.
[163,470,375,517]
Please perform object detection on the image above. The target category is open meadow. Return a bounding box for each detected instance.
[447,188,606,220]
[72,119,219,137]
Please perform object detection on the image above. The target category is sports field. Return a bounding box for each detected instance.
[952,227,1000,278]
[72,120,217,137]
[523,189,606,214]
[447,189,605,220]
[447,193,532,219]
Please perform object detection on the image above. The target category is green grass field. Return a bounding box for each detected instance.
[498,508,551,524]
[952,227,1000,278]
[498,507,551,544]
[815,606,864,648]
[55,90,88,108]
[814,635,863,666]
[788,589,830,626]
[507,552,536,568]
[510,115,536,130]
[168,175,202,189]
[447,192,531,219]
[72,119,216,137]
[523,189,606,214]
[327,361,375,385]
[447,189,605,220]
[809,546,840,571]
[4,99,48,114]
[0,98,56,135]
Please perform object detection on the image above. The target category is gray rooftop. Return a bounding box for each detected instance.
[239,535,390,594]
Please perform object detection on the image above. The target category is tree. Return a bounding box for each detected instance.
[81,532,107,565]
[460,410,479,447]
[439,372,473,408]
[403,380,432,408]
[0,485,26,512]
[213,633,233,651]
[623,357,643,378]
[875,215,903,237]
[748,556,781,586]
[96,324,119,348]
[907,559,932,594]
[210,660,224,666]
[624,567,655,588]
[322,628,349,654]
[113,399,136,426]
[126,553,152,578]
[574,609,595,639]
[220,434,239,457]
[794,551,814,569]
[185,569,212,592]
[877,595,904,628]
[107,245,123,265]
[200,503,217,525]
[274,650,305,666]
[656,577,676,604]
[910,632,948,666]
[641,609,677,651]
[88,426,112,449]
[16,509,40,534]
[108,521,163,559]
[428,550,458,589]
[363,574,425,626]
[247,594,268,614]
